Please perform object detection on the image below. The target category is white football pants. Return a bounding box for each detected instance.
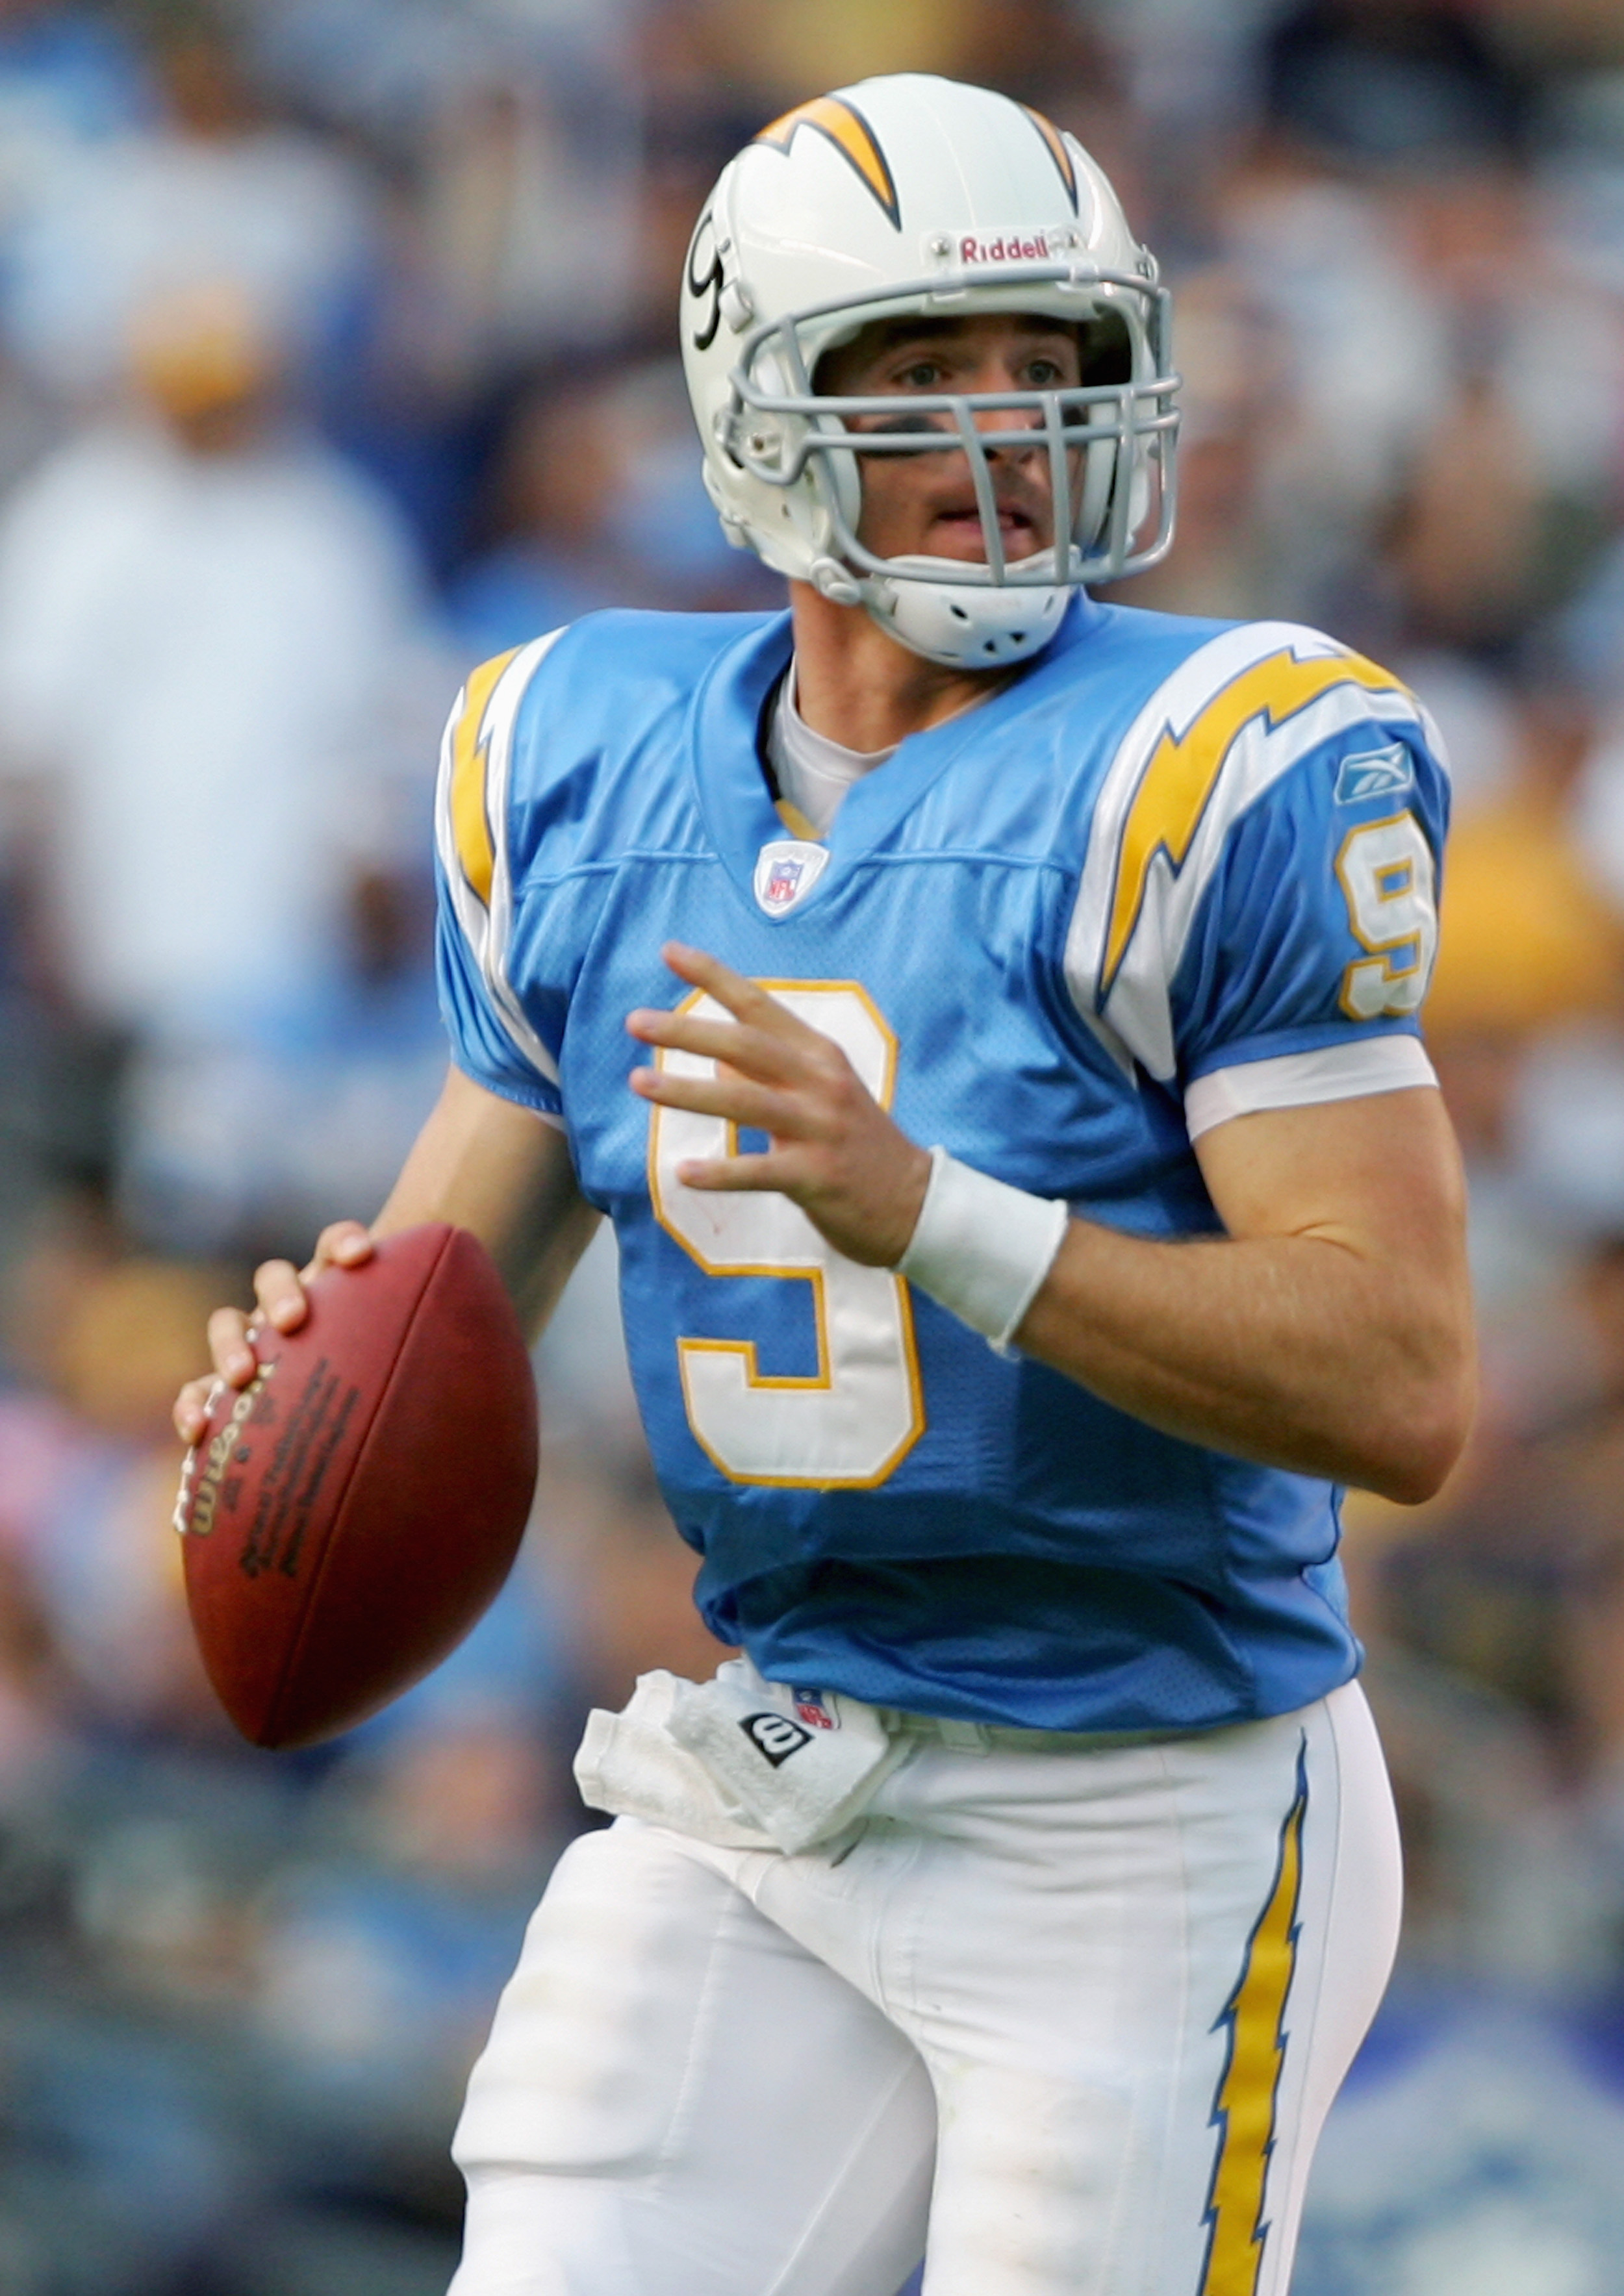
[448,1682,1399,2296]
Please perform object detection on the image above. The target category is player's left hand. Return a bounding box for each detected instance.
[626,942,931,1268]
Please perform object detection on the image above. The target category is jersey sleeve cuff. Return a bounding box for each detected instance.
[448,1054,567,1128]
[1184,1035,1438,1141]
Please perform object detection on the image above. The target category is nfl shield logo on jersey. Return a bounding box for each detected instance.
[753,838,831,916]
[766,856,803,907]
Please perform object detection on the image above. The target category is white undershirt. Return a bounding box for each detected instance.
[767,664,896,837]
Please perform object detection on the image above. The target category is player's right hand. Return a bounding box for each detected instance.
[171,1220,374,1444]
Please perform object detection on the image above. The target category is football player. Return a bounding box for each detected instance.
[178,75,1473,2296]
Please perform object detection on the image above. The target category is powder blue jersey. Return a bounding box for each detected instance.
[435,596,1449,1732]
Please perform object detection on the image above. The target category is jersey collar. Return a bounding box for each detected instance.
[690,592,1106,919]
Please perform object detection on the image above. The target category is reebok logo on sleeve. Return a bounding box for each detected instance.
[1334,744,1412,805]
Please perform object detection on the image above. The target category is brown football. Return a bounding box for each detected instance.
[174,1223,539,1749]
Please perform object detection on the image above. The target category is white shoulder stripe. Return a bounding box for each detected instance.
[1184,1037,1438,1140]
[1063,622,1429,1082]
[435,627,569,1087]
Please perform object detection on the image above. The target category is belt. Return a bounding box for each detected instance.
[877,1709,1188,1754]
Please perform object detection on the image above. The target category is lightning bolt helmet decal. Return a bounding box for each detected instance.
[752,94,901,229]
[1020,103,1079,212]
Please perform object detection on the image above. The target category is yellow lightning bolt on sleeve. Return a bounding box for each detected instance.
[1200,1767,1308,2296]
[1102,648,1408,997]
[448,648,521,909]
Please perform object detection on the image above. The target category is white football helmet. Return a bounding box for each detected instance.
[680,74,1180,670]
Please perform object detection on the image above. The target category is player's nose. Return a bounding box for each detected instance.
[974,401,1045,462]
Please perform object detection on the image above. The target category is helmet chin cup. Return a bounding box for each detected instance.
[810,555,865,607]
[862,556,1069,670]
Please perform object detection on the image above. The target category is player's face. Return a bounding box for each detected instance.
[817,312,1085,568]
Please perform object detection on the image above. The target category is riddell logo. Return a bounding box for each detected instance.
[960,231,1058,264]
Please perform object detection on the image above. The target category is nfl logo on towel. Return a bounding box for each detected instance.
[753,839,831,916]
[794,1687,839,1730]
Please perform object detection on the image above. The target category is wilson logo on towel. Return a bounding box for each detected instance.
[741,1711,814,1766]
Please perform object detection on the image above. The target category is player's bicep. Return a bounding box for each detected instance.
[376,1064,599,1338]
[1194,1086,1469,1296]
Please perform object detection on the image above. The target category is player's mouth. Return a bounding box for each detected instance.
[927,496,1050,562]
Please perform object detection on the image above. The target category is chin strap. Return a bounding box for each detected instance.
[809,552,1070,670]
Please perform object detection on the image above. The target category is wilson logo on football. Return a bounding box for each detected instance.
[173,1362,277,1537]
[740,1711,815,1766]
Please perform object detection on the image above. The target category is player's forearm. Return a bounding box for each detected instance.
[1013,1218,1475,1503]
[374,1065,600,1337]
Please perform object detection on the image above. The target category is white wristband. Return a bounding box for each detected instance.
[895,1147,1069,1355]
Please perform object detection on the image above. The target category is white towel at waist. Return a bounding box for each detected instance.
[573,1656,909,1855]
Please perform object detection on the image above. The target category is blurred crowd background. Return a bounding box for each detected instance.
[1,0,1623,2289]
